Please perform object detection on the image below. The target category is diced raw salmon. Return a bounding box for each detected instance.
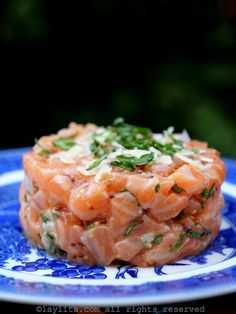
[80,226,116,265]
[19,121,226,266]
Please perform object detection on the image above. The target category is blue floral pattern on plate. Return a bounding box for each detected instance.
[0,148,236,306]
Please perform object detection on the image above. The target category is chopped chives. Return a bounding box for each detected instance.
[86,221,99,230]
[200,202,205,210]
[153,234,163,245]
[52,137,76,150]
[86,155,107,171]
[171,184,185,193]
[169,228,211,252]
[169,234,186,252]
[35,138,51,156]
[123,220,139,236]
[46,232,55,254]
[201,188,209,199]
[154,183,160,193]
[41,213,50,223]
[178,211,185,220]
[201,183,217,199]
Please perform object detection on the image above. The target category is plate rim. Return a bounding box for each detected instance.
[0,147,236,306]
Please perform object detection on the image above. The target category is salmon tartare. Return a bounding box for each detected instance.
[19,118,226,266]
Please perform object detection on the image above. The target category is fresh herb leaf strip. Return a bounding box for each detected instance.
[111,160,136,171]
[111,153,154,171]
[171,184,185,193]
[153,234,163,245]
[201,183,217,199]
[201,188,209,199]
[120,188,128,193]
[201,202,205,210]
[35,138,51,155]
[86,155,107,171]
[123,220,140,236]
[41,213,50,223]
[169,234,186,252]
[52,137,76,150]
[154,183,160,193]
[46,232,55,254]
[86,221,99,230]
[209,183,217,198]
[169,229,211,252]
[178,211,185,220]
[52,212,60,219]
[90,139,109,156]
[187,231,202,238]
[57,249,67,258]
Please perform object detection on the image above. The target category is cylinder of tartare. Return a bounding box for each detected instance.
[19,118,226,266]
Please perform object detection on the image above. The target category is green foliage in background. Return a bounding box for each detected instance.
[5,0,46,40]
[1,0,236,157]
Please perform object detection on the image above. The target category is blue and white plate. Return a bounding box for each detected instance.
[0,148,236,306]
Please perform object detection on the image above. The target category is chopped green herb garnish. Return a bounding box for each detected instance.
[35,138,51,156]
[46,232,55,254]
[88,118,184,158]
[178,211,185,220]
[201,183,217,199]
[187,231,201,238]
[111,153,154,171]
[90,140,109,156]
[52,137,76,150]
[111,160,136,171]
[169,234,186,252]
[209,183,217,198]
[86,155,107,171]
[41,213,50,223]
[154,183,160,193]
[200,202,205,210]
[90,141,99,156]
[123,220,139,236]
[201,188,209,199]
[105,134,116,144]
[192,148,200,154]
[171,184,185,193]
[37,151,50,157]
[86,221,99,230]
[57,249,67,258]
[120,188,128,192]
[153,234,163,245]
[169,228,211,252]
[131,153,154,165]
[52,211,60,219]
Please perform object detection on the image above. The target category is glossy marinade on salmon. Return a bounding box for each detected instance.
[19,118,226,266]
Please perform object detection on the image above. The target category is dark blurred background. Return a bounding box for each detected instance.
[0,0,236,157]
